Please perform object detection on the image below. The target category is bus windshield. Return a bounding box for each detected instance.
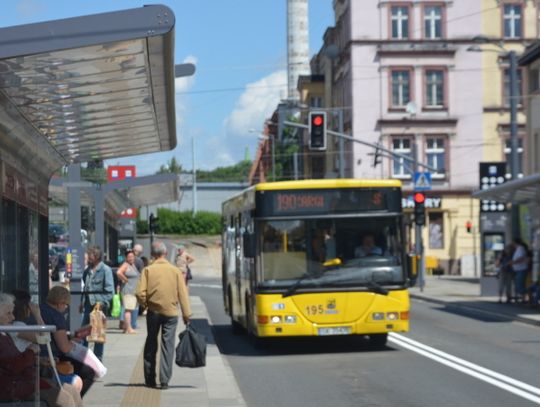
[259,216,406,290]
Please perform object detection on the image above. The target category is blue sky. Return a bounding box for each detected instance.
[1,0,334,174]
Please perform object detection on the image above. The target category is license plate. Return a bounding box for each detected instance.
[317,326,351,336]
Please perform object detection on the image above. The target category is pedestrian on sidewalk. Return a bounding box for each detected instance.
[136,241,191,390]
[510,238,530,303]
[116,250,140,334]
[80,246,114,361]
[175,244,195,288]
[496,244,514,304]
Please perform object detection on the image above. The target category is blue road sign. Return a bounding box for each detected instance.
[414,172,432,191]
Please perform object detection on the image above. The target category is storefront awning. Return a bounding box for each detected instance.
[0,5,177,179]
[472,172,540,205]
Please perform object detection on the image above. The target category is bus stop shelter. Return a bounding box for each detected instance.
[0,5,186,299]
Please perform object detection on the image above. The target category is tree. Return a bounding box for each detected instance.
[156,157,183,174]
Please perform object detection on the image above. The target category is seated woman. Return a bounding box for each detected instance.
[11,289,83,393]
[0,292,82,407]
[37,286,96,397]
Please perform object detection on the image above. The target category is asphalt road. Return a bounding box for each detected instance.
[191,277,540,407]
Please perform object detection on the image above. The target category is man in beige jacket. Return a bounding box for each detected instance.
[136,241,191,389]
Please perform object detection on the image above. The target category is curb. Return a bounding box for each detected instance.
[410,293,540,327]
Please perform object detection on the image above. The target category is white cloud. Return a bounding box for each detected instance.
[224,70,287,138]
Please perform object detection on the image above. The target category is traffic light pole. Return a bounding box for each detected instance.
[413,144,426,292]
[284,121,439,173]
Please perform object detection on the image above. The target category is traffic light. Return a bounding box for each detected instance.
[465,221,472,233]
[149,213,159,234]
[413,192,426,226]
[308,111,327,150]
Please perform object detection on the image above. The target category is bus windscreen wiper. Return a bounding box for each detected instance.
[365,280,389,295]
[283,273,313,298]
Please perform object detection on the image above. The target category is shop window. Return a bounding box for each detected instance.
[428,212,444,249]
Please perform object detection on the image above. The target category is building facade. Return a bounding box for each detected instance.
[299,0,537,275]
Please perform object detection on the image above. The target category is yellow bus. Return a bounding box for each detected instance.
[222,179,410,346]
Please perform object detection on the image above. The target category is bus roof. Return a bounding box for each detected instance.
[254,179,402,191]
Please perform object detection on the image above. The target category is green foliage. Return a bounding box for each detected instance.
[140,208,221,235]
[196,160,251,182]
[156,157,183,174]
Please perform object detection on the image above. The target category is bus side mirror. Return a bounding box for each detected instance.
[243,232,256,258]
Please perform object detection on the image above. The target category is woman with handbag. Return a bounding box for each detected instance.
[116,250,140,334]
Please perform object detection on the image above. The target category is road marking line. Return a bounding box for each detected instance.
[190,283,222,289]
[389,333,540,404]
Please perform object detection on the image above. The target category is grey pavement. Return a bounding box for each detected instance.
[410,275,540,327]
[83,294,246,407]
[83,239,540,406]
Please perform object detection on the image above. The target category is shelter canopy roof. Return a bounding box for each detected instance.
[0,5,177,177]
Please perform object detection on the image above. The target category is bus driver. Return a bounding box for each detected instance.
[354,234,383,257]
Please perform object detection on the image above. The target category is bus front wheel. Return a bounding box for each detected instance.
[368,333,388,347]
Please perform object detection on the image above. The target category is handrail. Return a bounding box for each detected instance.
[0,325,57,333]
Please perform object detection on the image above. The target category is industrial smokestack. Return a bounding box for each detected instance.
[287,0,310,101]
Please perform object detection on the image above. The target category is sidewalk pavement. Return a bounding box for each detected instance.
[410,275,540,327]
[83,295,246,407]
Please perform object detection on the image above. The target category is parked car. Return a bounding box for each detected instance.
[48,224,66,243]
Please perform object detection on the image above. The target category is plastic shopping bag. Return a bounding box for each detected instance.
[111,293,121,318]
[175,324,206,368]
[66,342,108,378]
[87,302,107,343]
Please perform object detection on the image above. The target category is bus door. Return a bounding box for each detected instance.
[234,214,243,306]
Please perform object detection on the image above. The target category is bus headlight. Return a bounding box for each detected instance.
[372,312,385,321]
[386,312,399,320]
[284,315,296,324]
[271,315,282,323]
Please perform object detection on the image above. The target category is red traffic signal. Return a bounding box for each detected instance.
[312,115,323,126]
[308,111,327,150]
[413,192,426,204]
[465,221,472,233]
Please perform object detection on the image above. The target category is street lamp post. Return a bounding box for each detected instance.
[508,50,520,239]
[468,38,521,238]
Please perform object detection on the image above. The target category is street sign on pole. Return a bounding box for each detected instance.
[414,172,432,191]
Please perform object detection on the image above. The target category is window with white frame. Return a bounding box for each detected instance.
[424,5,443,39]
[425,69,445,108]
[392,137,412,178]
[503,4,522,39]
[426,137,446,178]
[504,138,524,178]
[391,69,411,108]
[391,6,410,39]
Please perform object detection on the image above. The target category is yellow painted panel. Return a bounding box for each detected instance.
[255,178,402,191]
[254,290,409,337]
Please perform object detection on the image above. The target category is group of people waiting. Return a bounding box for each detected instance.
[0,241,194,405]
[496,237,539,305]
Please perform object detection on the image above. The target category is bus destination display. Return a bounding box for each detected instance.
[256,188,400,217]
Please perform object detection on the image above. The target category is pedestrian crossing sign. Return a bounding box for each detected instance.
[414,172,432,191]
